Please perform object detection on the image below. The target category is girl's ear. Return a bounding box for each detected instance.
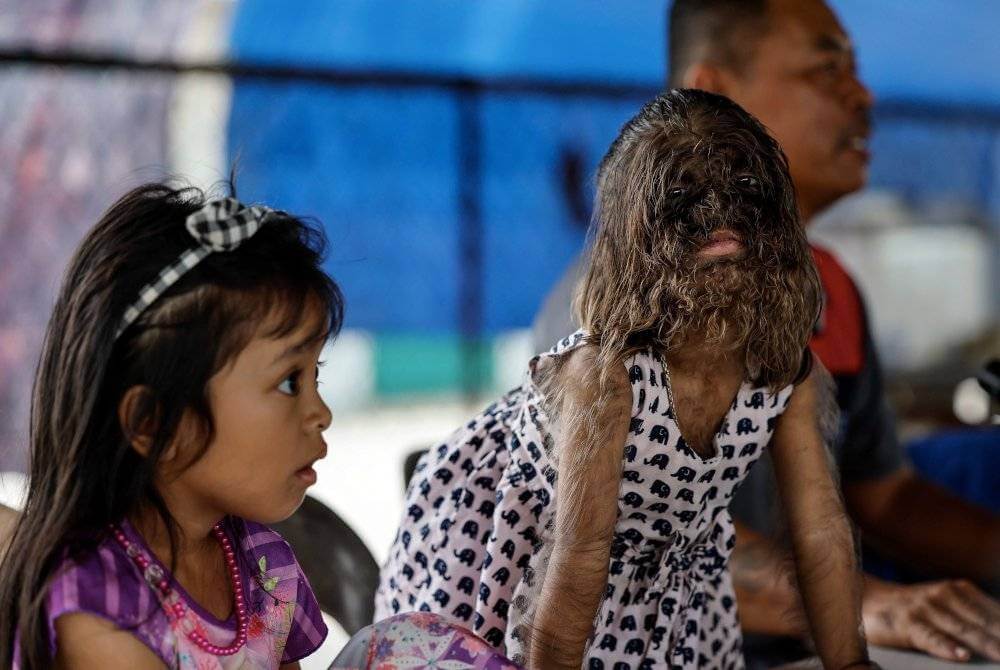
[118,385,157,456]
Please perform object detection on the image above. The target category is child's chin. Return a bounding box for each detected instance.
[248,493,308,526]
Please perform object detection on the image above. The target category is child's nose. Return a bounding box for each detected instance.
[315,399,332,433]
[307,387,333,433]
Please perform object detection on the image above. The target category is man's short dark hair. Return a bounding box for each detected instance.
[667,0,770,87]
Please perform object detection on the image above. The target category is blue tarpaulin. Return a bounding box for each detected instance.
[227,1,1000,334]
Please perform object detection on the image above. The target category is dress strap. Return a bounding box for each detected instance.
[793,347,814,386]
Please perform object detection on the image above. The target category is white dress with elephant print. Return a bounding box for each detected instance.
[374,330,794,670]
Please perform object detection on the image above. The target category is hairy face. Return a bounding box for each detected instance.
[654,135,793,264]
[579,90,821,389]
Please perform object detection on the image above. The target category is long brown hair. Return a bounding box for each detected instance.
[0,183,344,669]
[577,89,820,389]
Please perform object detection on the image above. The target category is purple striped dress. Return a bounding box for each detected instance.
[35,516,327,669]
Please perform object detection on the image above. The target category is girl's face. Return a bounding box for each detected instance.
[165,307,332,525]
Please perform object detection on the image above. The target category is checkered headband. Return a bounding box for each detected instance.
[115,197,274,339]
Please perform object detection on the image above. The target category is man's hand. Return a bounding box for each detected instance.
[863,578,1000,662]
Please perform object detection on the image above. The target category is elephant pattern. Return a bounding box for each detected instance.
[374,330,795,669]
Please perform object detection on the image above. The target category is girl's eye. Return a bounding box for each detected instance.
[278,371,300,396]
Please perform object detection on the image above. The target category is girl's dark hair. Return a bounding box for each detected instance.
[0,183,344,669]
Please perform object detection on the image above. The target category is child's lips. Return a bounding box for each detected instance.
[294,465,317,485]
[698,230,744,257]
[293,447,326,485]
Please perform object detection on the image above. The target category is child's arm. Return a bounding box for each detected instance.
[529,347,631,669]
[769,357,872,669]
[53,612,167,669]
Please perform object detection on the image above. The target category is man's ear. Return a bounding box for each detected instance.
[680,62,733,97]
[118,386,157,456]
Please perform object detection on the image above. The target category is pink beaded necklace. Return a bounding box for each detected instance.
[111,521,249,656]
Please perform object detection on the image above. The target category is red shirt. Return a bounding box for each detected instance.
[810,245,865,376]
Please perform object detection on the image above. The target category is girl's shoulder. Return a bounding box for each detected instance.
[230,518,303,596]
[234,518,295,559]
[228,517,329,662]
[49,532,158,619]
[45,532,169,660]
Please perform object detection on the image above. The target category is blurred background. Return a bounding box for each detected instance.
[1,0,998,661]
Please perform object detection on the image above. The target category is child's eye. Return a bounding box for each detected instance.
[278,371,300,396]
[667,186,687,199]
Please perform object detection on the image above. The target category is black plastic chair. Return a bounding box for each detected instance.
[403,448,428,490]
[272,495,380,635]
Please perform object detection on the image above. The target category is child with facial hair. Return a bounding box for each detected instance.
[375,89,876,670]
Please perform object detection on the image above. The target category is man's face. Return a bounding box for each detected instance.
[726,0,873,220]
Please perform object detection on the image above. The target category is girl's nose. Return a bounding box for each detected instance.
[309,386,333,433]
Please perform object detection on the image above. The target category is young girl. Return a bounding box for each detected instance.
[0,185,341,668]
[376,90,875,669]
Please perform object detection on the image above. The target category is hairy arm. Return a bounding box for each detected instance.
[770,359,870,668]
[529,347,631,670]
[54,612,167,669]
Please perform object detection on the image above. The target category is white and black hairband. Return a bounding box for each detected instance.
[114,197,275,340]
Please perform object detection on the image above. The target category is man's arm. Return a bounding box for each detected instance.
[844,469,1000,586]
[840,322,1000,584]
[738,267,1000,660]
[837,303,1000,660]
[733,487,1000,662]
[731,519,806,637]
[731,521,1000,662]
[827,285,996,583]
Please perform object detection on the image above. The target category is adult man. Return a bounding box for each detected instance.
[533,0,1000,662]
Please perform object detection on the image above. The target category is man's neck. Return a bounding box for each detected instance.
[799,200,819,225]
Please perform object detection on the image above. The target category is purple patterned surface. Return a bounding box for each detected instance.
[332,613,524,669]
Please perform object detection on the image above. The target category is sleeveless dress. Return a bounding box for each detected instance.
[375,331,795,669]
[36,516,327,669]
